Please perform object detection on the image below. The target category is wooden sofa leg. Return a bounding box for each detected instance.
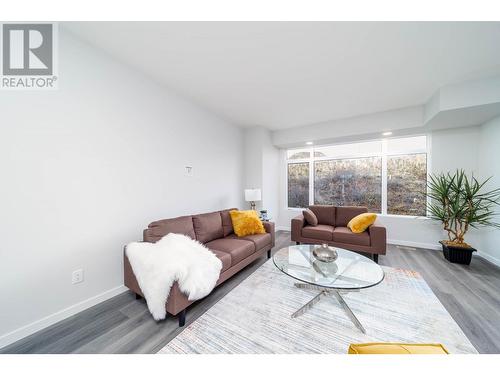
[296,241,300,245]
[135,293,142,300]
[373,254,379,263]
[267,249,271,259]
[178,309,186,327]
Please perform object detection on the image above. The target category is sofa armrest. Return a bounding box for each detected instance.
[291,214,306,242]
[368,224,387,254]
[263,221,275,247]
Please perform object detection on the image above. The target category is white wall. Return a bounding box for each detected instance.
[243,127,280,220]
[277,126,482,251]
[478,116,500,265]
[425,74,500,123]
[430,126,480,174]
[0,29,244,347]
[261,133,280,222]
[243,128,264,204]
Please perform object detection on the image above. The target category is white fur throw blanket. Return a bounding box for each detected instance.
[126,233,222,320]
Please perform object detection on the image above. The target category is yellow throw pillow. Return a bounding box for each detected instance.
[348,343,449,354]
[229,210,266,237]
[347,213,377,233]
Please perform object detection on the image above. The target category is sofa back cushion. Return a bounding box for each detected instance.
[220,208,238,236]
[193,211,224,243]
[303,209,318,226]
[308,205,335,226]
[336,206,368,227]
[144,215,195,243]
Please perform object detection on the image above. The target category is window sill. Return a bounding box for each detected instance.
[285,207,429,220]
[379,214,429,220]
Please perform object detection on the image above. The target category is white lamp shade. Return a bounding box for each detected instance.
[245,188,261,202]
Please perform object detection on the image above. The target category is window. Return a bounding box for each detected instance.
[387,154,427,215]
[286,135,428,216]
[287,162,309,208]
[314,157,382,212]
[386,136,427,216]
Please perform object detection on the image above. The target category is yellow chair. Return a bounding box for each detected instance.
[348,343,449,354]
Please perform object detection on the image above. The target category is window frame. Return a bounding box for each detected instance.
[285,135,431,217]
[286,161,311,209]
[313,155,383,212]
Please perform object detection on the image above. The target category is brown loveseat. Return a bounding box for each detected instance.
[291,205,386,263]
[124,208,275,327]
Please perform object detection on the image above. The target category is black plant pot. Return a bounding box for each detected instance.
[440,241,477,265]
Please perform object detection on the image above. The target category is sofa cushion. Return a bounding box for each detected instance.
[220,208,237,236]
[303,209,318,226]
[145,215,195,242]
[308,205,335,226]
[227,232,272,250]
[333,227,370,246]
[205,238,256,266]
[193,212,224,243]
[336,206,368,227]
[209,249,232,272]
[301,224,334,241]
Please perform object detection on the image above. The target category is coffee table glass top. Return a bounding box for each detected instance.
[273,245,384,290]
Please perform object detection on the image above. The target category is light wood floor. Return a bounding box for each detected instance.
[2,231,499,354]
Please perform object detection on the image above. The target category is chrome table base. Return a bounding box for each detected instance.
[292,283,366,334]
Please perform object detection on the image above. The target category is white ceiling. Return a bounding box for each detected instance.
[65,22,500,130]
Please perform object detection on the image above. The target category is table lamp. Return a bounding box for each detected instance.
[244,188,261,210]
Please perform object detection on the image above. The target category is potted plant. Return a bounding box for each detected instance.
[426,169,500,265]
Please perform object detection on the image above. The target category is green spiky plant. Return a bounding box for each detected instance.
[426,169,500,247]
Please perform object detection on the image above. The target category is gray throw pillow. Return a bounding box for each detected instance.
[303,209,318,226]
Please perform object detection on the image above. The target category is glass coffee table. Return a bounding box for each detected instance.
[273,244,384,333]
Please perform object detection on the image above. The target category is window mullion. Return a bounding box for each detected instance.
[309,157,314,206]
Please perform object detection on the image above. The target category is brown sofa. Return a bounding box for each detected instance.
[124,208,275,327]
[291,205,386,263]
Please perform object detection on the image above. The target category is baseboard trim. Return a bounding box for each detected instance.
[476,251,500,268]
[276,230,443,251]
[1,246,496,350]
[273,232,499,268]
[274,232,442,251]
[276,226,290,231]
[388,239,500,267]
[0,285,128,350]
[387,239,441,250]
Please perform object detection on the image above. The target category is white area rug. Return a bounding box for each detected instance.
[159,260,477,354]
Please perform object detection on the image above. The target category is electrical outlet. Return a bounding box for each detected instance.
[185,166,193,176]
[72,269,84,284]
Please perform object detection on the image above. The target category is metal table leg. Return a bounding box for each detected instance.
[294,283,325,291]
[330,290,366,333]
[292,283,366,333]
[291,290,326,318]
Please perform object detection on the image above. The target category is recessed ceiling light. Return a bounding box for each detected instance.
[382,132,393,136]
[306,141,313,145]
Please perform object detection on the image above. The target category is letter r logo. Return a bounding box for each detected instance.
[2,24,53,75]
